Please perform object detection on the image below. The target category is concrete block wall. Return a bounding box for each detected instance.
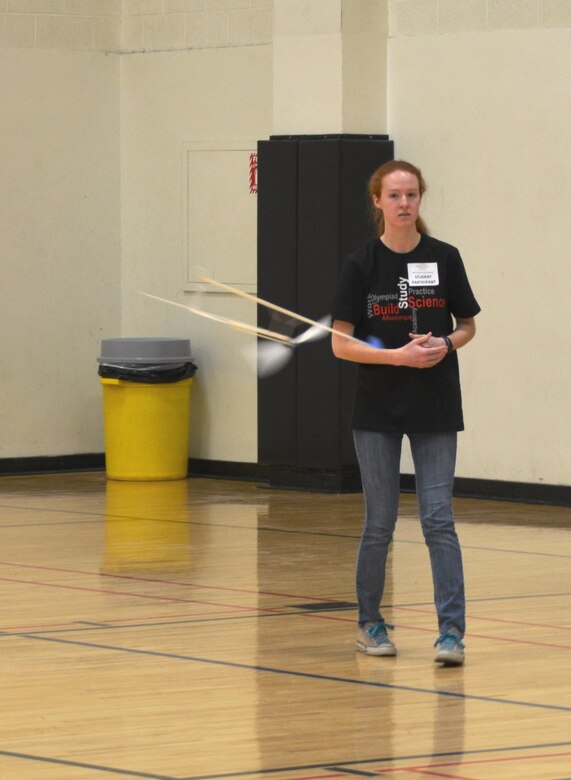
[0,0,272,52]
[0,1,121,50]
[389,0,571,37]
[122,0,272,52]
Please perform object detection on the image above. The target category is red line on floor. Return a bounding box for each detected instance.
[397,604,571,632]
[374,749,571,775]
[0,575,277,614]
[303,613,571,650]
[0,559,342,603]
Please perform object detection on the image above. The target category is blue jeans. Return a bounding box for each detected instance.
[353,430,465,637]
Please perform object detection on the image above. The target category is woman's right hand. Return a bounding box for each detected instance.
[396,332,447,368]
[332,321,446,368]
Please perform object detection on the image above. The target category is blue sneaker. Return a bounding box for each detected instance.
[356,621,397,656]
[434,632,465,665]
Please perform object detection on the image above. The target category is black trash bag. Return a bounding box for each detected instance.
[98,361,197,384]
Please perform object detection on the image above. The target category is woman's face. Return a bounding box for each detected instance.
[373,170,421,232]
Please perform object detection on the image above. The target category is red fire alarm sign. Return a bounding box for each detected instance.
[249,152,258,194]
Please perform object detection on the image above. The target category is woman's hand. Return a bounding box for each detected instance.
[332,322,447,368]
[408,317,477,353]
[408,332,447,349]
[397,332,447,368]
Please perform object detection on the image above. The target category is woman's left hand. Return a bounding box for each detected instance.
[408,333,446,349]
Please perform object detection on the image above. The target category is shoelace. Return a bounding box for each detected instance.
[434,632,465,649]
[369,621,395,639]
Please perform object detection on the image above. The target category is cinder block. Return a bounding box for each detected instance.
[7,0,65,12]
[122,0,163,16]
[0,13,35,47]
[93,15,121,50]
[165,0,205,11]
[144,12,185,50]
[186,9,228,47]
[538,0,571,28]
[487,0,538,30]
[229,7,271,44]
[437,0,486,34]
[36,13,93,49]
[121,14,144,49]
[390,0,438,37]
[207,0,250,11]
[65,0,120,15]
[274,0,341,36]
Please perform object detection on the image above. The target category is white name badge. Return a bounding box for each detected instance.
[407,262,439,287]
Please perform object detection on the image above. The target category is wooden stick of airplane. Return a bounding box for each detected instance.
[138,276,382,376]
[138,290,291,344]
[196,275,358,342]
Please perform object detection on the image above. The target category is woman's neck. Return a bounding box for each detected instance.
[380,229,421,254]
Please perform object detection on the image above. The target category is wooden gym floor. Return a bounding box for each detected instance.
[0,471,569,779]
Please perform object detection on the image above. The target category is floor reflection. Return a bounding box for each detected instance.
[354,653,395,763]
[430,673,465,770]
[101,479,191,573]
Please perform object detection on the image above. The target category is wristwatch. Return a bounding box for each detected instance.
[443,336,454,353]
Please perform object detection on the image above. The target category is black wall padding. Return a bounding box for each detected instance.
[257,139,299,466]
[257,134,394,491]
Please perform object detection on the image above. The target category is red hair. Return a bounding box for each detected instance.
[368,160,429,235]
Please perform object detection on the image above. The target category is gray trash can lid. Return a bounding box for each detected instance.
[98,337,193,365]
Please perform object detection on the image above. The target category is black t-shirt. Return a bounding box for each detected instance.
[331,234,481,434]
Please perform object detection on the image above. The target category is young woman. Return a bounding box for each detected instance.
[331,160,480,665]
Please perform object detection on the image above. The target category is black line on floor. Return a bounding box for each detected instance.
[290,601,357,611]
[0,749,176,779]
[175,741,571,780]
[1,501,570,557]
[1,606,351,636]
[16,632,571,713]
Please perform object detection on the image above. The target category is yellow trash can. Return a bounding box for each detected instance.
[98,338,195,481]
